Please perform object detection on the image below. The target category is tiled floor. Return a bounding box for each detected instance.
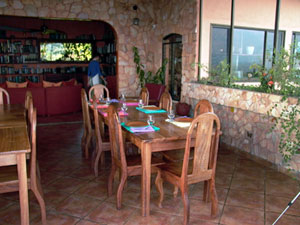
[0,121,299,225]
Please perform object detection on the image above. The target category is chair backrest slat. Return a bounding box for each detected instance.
[159,91,172,111]
[107,105,127,170]
[92,98,105,147]
[140,87,149,105]
[88,84,109,100]
[183,113,220,181]
[193,99,213,118]
[0,87,10,105]
[81,89,92,133]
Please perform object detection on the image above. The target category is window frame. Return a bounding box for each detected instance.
[209,24,285,81]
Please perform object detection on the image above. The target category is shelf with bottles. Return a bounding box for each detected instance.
[96,41,116,54]
[102,64,116,76]
[0,63,88,76]
[0,74,42,83]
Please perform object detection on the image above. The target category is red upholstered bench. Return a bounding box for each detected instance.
[145,83,166,106]
[3,81,82,116]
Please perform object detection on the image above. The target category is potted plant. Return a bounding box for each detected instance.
[132,46,168,88]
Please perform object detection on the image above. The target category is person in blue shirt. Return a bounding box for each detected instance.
[88,54,107,86]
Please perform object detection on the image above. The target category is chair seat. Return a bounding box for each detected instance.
[127,154,165,168]
[157,160,194,177]
[162,149,194,162]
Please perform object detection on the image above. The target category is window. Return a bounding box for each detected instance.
[292,32,300,71]
[211,26,285,81]
[40,42,92,62]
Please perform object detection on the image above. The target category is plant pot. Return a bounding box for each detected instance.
[176,102,191,116]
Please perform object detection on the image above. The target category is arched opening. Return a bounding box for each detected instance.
[0,15,118,98]
[163,33,182,101]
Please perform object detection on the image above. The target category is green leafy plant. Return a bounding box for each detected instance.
[268,98,300,165]
[133,46,168,87]
[196,59,236,87]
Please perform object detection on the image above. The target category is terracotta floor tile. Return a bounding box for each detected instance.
[266,212,300,225]
[215,172,232,188]
[106,187,143,209]
[75,181,109,200]
[0,197,14,210]
[190,186,229,205]
[149,193,184,216]
[233,166,265,179]
[188,199,222,223]
[29,188,71,210]
[86,201,135,224]
[39,171,63,186]
[47,176,90,194]
[0,202,41,225]
[226,189,264,209]
[265,179,299,198]
[125,209,183,225]
[69,166,99,181]
[216,161,236,174]
[266,195,300,216]
[76,219,102,225]
[55,194,101,218]
[220,205,264,225]
[31,211,80,225]
[230,176,264,193]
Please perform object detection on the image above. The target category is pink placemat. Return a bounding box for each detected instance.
[100,110,128,117]
[125,102,139,106]
[90,104,108,109]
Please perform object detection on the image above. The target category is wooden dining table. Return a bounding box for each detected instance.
[0,104,30,225]
[94,100,193,217]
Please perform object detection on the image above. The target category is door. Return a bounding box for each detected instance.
[163,34,182,101]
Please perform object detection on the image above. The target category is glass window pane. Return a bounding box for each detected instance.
[40,42,92,62]
[232,29,264,80]
[293,33,300,70]
[211,27,230,69]
[265,31,285,69]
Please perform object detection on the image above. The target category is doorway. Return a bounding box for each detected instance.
[163,33,182,101]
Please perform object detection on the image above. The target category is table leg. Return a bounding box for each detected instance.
[17,153,29,225]
[141,143,152,216]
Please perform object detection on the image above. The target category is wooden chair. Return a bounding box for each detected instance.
[106,104,164,209]
[163,99,214,163]
[24,90,33,123]
[92,98,111,177]
[81,88,93,159]
[139,87,149,105]
[88,84,109,100]
[159,90,172,111]
[194,99,214,117]
[0,107,47,224]
[155,113,221,225]
[0,87,10,104]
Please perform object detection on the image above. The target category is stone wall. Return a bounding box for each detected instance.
[0,0,198,96]
[182,82,300,175]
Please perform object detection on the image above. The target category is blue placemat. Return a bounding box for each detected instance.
[136,107,167,114]
[121,122,160,133]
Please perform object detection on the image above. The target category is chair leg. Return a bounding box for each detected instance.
[209,179,218,217]
[108,163,117,197]
[81,130,86,155]
[180,185,190,225]
[84,133,92,159]
[31,180,47,225]
[173,186,178,198]
[154,170,164,208]
[100,152,105,168]
[94,146,102,177]
[203,181,210,202]
[116,172,127,210]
